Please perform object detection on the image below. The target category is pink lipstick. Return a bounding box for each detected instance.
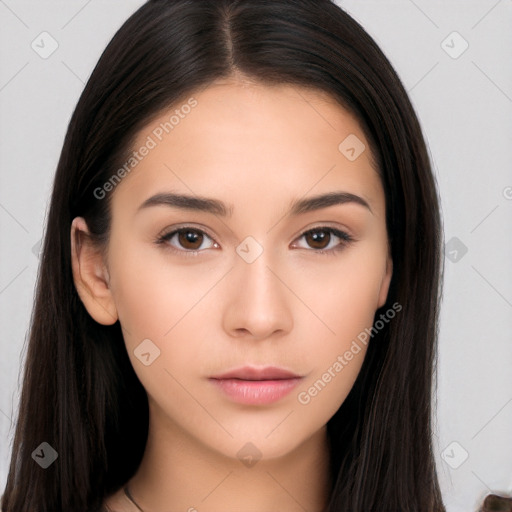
[209,366,303,405]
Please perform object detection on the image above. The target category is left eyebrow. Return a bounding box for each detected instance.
[288,191,373,216]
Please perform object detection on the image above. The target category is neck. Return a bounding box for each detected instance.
[126,401,331,512]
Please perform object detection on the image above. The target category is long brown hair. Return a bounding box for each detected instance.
[1,1,445,510]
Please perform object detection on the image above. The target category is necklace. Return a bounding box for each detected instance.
[124,484,146,512]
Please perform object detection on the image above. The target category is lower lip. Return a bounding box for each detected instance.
[210,377,302,405]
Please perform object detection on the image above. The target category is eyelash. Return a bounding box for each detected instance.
[155,225,354,258]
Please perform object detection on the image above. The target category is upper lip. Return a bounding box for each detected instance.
[210,366,302,381]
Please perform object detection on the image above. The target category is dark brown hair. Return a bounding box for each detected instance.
[1,1,445,510]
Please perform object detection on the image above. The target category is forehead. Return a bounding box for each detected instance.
[111,80,383,215]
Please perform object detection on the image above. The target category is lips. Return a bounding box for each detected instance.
[209,366,303,405]
[211,366,301,381]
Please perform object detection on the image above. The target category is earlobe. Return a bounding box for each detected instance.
[70,217,118,325]
[377,255,393,309]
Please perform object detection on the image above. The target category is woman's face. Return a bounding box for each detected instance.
[74,79,392,461]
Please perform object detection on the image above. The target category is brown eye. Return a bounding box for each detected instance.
[293,227,354,254]
[177,229,204,250]
[304,230,331,249]
[157,227,217,255]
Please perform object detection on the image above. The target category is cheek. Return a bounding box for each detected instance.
[295,345,366,431]
[107,240,226,387]
[107,247,207,408]
[108,235,214,331]
[292,262,378,421]
[292,244,386,407]
[292,245,387,341]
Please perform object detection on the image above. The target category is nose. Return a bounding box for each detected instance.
[221,247,294,340]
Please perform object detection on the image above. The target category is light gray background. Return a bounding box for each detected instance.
[1,1,511,511]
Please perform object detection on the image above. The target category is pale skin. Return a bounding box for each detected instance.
[71,75,392,512]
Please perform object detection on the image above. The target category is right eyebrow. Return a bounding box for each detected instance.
[136,192,234,217]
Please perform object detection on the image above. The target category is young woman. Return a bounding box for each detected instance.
[1,1,447,510]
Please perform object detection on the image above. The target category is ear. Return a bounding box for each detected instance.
[377,252,393,309]
[70,217,118,325]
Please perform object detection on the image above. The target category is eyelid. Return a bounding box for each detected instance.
[292,222,356,242]
[155,222,216,240]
